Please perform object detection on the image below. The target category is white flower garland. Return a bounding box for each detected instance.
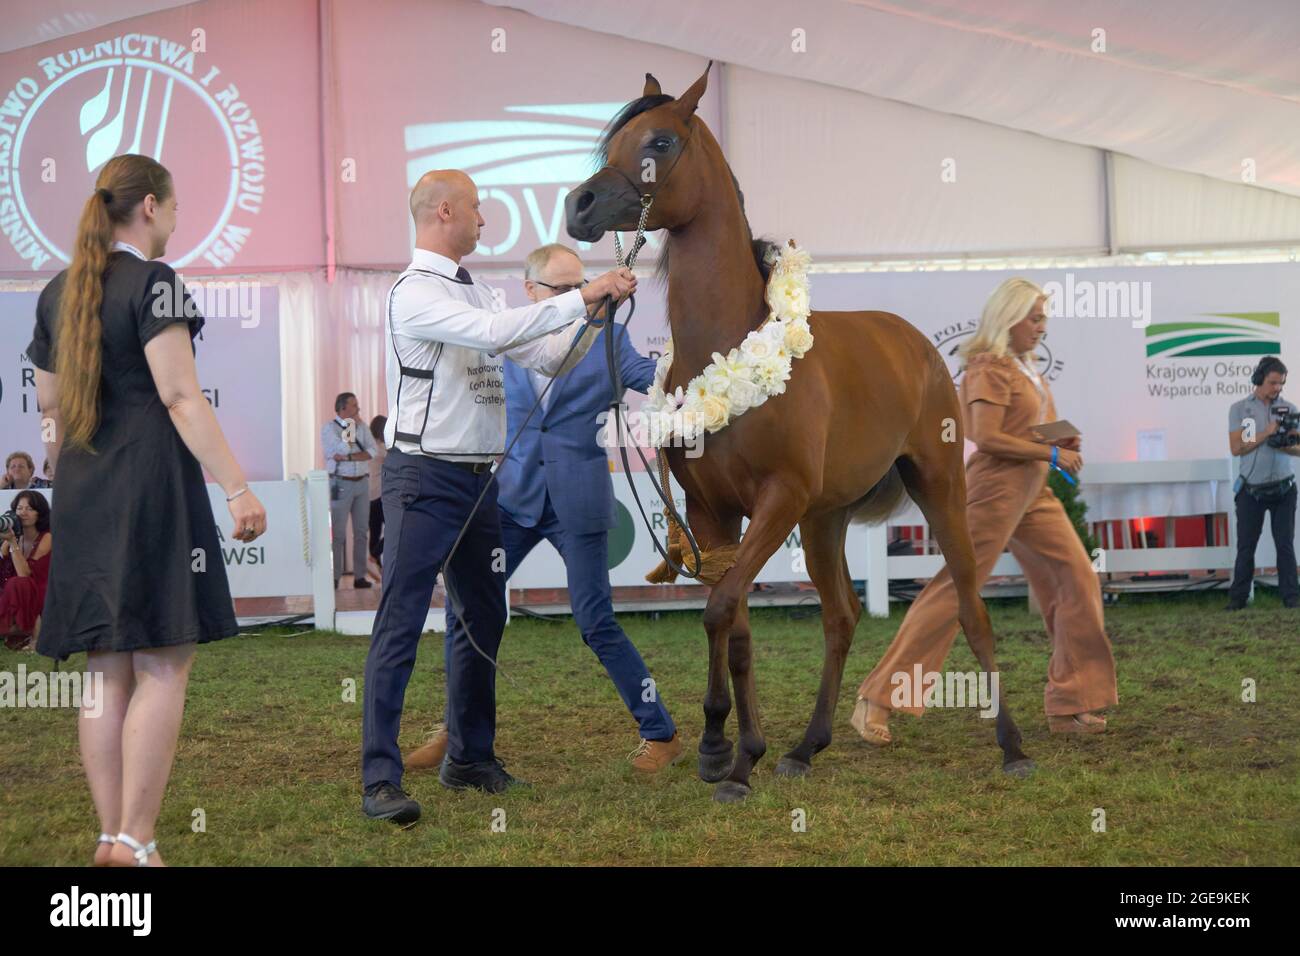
[643,241,814,446]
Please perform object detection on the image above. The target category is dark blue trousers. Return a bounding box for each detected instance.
[445,495,676,741]
[362,449,506,789]
[1229,483,1298,604]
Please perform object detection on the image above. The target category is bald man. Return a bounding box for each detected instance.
[362,169,636,825]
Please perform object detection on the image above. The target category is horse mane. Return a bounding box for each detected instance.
[592,94,777,289]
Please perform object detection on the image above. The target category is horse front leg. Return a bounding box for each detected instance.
[685,505,741,784]
[705,488,805,803]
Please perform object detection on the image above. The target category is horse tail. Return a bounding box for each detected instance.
[850,462,908,525]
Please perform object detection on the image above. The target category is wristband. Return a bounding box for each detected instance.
[1051,446,1059,467]
[226,486,249,502]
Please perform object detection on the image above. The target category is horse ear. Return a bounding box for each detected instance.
[643,73,662,97]
[672,61,712,118]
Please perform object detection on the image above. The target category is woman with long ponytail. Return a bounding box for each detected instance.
[28,154,268,867]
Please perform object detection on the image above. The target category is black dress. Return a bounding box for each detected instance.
[27,251,238,660]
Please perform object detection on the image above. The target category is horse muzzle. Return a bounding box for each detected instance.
[565,171,642,243]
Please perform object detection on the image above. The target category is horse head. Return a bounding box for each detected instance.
[565,63,713,243]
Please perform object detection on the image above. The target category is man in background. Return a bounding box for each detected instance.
[1227,356,1299,610]
[323,392,376,590]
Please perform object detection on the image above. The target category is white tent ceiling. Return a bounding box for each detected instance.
[486,0,1300,202]
[7,0,1296,256]
[0,0,197,53]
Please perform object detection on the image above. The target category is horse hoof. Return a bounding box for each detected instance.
[774,756,812,778]
[712,781,753,803]
[1003,758,1036,779]
[698,750,735,783]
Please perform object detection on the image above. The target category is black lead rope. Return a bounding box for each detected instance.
[438,304,608,679]
[599,266,704,581]
[439,277,705,682]
[443,124,707,676]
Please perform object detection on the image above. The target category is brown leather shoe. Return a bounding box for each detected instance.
[628,733,683,773]
[406,726,449,771]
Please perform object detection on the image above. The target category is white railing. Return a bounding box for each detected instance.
[0,470,337,630]
[859,457,1277,617]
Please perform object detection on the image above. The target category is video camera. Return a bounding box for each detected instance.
[1267,402,1300,448]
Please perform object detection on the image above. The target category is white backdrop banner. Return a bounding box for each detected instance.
[0,479,313,598]
[612,261,1300,466]
[2,283,284,481]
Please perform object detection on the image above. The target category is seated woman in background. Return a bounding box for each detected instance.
[1,489,53,651]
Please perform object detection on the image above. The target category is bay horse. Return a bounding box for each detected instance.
[566,64,1033,802]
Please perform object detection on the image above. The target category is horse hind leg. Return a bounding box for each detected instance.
[775,506,860,777]
[895,451,1034,777]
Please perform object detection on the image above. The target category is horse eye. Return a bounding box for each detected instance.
[651,138,673,152]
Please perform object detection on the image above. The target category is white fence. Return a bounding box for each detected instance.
[1,470,337,628]
[6,459,1290,626]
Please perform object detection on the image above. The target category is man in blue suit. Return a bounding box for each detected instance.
[408,244,681,773]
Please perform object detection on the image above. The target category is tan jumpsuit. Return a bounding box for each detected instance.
[859,352,1119,717]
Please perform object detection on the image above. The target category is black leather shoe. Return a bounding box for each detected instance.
[1284,599,1299,609]
[439,756,528,793]
[362,782,420,825]
[354,578,373,589]
[1225,601,1246,611]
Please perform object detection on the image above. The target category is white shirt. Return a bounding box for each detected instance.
[528,365,555,413]
[321,416,378,478]
[383,249,595,461]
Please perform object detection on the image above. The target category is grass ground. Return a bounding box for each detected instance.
[2,591,1297,866]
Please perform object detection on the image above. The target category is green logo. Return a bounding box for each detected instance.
[1145,312,1280,358]
[607,500,636,570]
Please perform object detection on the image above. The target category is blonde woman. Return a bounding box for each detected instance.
[28,154,266,866]
[851,278,1117,744]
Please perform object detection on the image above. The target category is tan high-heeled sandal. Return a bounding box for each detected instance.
[1048,713,1107,734]
[850,697,892,746]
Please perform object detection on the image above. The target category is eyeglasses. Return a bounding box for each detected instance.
[533,279,589,295]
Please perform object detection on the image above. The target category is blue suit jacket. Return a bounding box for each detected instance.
[497,325,656,535]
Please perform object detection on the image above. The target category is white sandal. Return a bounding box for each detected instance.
[114,832,158,866]
[92,832,116,867]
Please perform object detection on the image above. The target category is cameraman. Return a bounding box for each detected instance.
[1226,356,1299,610]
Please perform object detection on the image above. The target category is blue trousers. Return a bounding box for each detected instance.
[446,495,675,741]
[362,450,506,789]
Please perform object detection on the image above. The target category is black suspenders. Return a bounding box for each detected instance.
[386,265,503,457]
[387,269,449,450]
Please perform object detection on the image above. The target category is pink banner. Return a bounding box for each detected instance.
[0,0,325,277]
[329,0,719,269]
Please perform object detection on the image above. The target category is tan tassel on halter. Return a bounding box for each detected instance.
[644,453,739,586]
